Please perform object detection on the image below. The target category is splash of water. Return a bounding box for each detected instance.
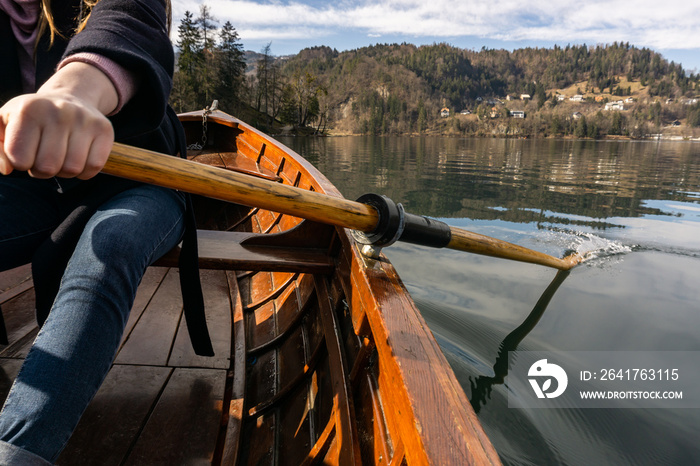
[569,234,635,269]
[569,232,633,260]
[542,229,634,267]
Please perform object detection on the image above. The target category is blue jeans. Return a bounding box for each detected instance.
[0,176,186,464]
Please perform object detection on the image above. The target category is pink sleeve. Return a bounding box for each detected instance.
[57,53,139,116]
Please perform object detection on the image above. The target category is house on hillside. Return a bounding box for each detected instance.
[509,110,526,118]
[440,107,450,118]
[605,101,625,111]
[557,94,566,101]
[572,112,583,120]
[520,94,531,100]
[570,95,584,102]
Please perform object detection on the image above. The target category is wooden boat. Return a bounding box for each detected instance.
[0,110,501,465]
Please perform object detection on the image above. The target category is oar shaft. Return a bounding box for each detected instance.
[105,143,379,232]
[104,143,582,271]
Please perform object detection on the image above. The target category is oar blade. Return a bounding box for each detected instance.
[447,226,584,271]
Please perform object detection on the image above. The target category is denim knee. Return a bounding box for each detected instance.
[0,185,186,462]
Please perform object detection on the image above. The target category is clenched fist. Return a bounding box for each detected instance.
[0,62,117,180]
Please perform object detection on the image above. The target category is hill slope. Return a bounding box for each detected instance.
[278,42,700,138]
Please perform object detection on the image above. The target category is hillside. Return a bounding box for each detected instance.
[172,21,700,139]
[277,43,700,139]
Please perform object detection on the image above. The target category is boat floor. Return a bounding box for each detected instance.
[0,264,235,465]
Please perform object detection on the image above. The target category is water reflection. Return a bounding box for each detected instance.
[284,137,700,228]
[469,270,571,414]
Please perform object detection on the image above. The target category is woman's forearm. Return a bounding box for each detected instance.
[0,62,117,179]
[39,61,119,116]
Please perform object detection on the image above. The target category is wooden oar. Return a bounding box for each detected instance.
[104,143,584,271]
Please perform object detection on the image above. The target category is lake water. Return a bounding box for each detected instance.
[278,136,700,466]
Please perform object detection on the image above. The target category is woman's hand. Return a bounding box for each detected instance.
[0,62,118,180]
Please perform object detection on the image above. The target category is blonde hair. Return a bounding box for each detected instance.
[37,0,62,47]
[38,0,171,47]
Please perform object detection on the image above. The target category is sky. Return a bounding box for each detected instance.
[171,0,700,74]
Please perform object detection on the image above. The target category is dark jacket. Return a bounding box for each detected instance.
[1,0,179,154]
[0,0,212,355]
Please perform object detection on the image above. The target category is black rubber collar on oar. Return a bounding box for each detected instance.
[353,193,452,249]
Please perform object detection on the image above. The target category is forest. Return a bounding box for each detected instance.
[172,6,700,138]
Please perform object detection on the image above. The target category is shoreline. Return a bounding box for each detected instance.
[318,129,700,142]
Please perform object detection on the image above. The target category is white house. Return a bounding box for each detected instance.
[605,101,625,111]
[509,110,526,118]
[570,95,584,102]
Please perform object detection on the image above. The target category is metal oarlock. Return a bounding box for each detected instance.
[351,194,405,248]
[352,193,453,258]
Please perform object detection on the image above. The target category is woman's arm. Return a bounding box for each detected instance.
[0,62,117,179]
[64,0,175,141]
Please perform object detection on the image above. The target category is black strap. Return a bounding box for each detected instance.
[178,194,214,356]
[171,110,214,356]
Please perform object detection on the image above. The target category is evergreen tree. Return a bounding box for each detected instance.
[551,115,562,135]
[574,115,588,138]
[417,100,427,133]
[172,10,202,112]
[196,5,219,105]
[216,21,246,111]
[255,43,274,114]
[610,111,624,135]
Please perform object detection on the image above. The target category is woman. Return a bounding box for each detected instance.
[0,1,209,463]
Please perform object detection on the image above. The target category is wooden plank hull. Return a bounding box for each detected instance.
[0,111,500,465]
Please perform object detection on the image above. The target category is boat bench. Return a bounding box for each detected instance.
[154,229,336,274]
[158,150,337,274]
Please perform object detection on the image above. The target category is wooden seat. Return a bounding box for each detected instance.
[154,221,337,274]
